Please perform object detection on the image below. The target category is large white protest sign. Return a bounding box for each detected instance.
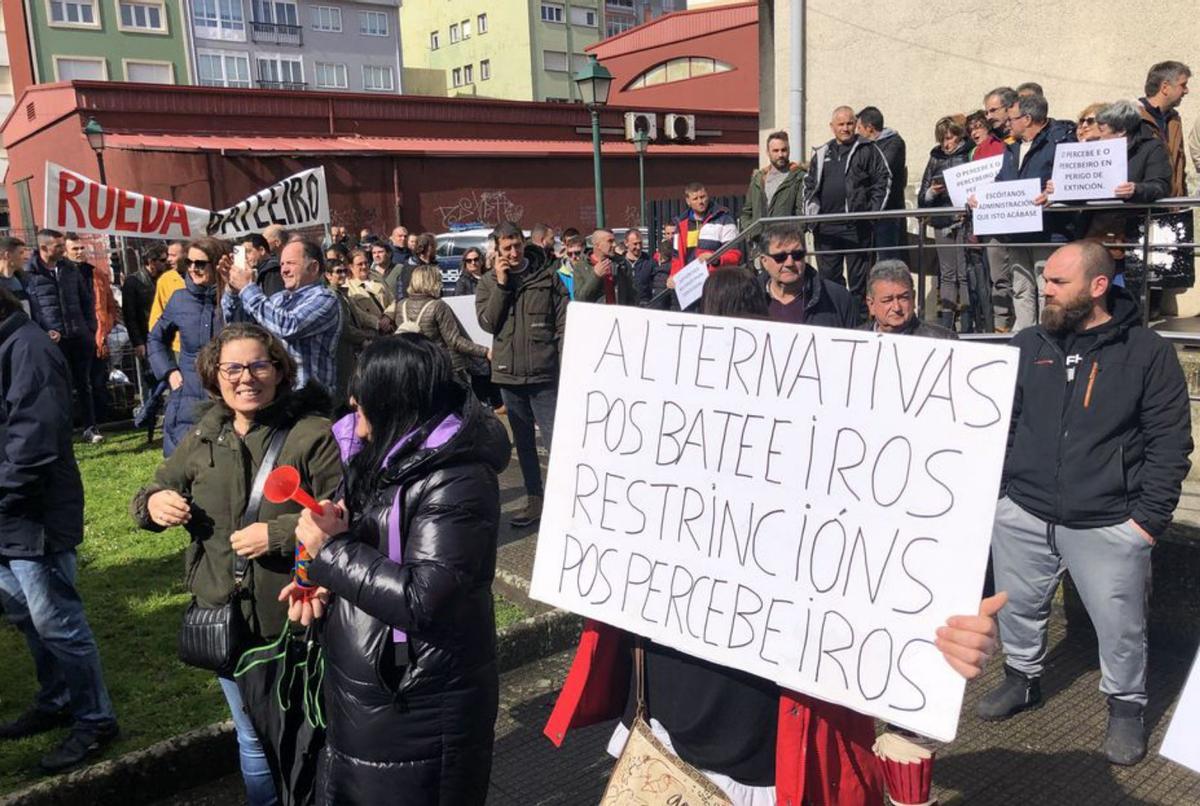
[673,258,709,310]
[1050,139,1127,201]
[45,162,329,240]
[529,304,1018,741]
[1161,647,1200,772]
[972,179,1044,236]
[942,155,1003,208]
[443,294,492,349]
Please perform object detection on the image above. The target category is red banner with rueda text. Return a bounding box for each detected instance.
[43,162,329,240]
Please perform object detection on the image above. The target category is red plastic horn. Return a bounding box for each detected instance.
[263,465,325,515]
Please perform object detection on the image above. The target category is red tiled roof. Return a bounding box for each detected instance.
[103,133,758,158]
[587,1,757,59]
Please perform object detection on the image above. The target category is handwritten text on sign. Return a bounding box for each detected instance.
[1050,139,1127,201]
[44,162,329,241]
[529,305,1018,741]
[942,155,1003,208]
[972,178,1044,236]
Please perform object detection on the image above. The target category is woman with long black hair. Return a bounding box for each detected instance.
[280,334,511,804]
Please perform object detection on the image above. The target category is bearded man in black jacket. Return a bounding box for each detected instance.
[979,241,1191,767]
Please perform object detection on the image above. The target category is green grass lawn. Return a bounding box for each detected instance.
[0,431,527,794]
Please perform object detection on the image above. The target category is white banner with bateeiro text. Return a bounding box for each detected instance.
[44,162,329,240]
[529,305,1019,741]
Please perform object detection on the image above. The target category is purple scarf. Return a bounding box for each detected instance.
[332,411,463,642]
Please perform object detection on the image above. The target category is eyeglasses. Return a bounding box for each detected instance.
[1008,113,1029,123]
[1078,116,1097,126]
[566,249,584,258]
[218,361,277,382]
[985,105,1005,115]
[187,258,211,270]
[765,249,807,264]
[464,257,482,264]
[330,267,348,275]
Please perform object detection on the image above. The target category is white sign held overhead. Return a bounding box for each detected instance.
[1050,139,1128,201]
[972,179,1044,236]
[942,155,1003,208]
[672,258,709,310]
[529,304,1019,741]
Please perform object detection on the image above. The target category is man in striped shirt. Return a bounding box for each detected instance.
[223,238,341,393]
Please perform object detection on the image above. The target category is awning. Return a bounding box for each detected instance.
[103,133,758,159]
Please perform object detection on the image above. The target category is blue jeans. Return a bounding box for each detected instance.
[0,550,116,728]
[219,676,279,806]
[500,382,558,497]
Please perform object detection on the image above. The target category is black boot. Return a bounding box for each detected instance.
[39,721,119,774]
[0,706,72,740]
[1103,698,1146,766]
[976,665,1042,721]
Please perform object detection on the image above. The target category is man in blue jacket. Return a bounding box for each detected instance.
[21,229,101,443]
[0,287,118,772]
[978,241,1191,766]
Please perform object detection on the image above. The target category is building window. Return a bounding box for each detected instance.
[193,0,245,39]
[430,30,439,50]
[569,7,596,27]
[196,50,251,87]
[314,61,347,89]
[606,19,633,37]
[363,64,394,91]
[53,56,106,80]
[477,13,487,34]
[124,60,173,83]
[627,56,734,89]
[256,54,304,87]
[449,23,459,43]
[540,3,563,23]
[480,59,490,80]
[451,67,462,88]
[359,10,388,36]
[253,1,298,26]
[461,19,470,38]
[463,64,473,84]
[607,0,634,7]
[310,5,341,32]
[118,1,167,33]
[48,0,98,27]
[543,50,567,72]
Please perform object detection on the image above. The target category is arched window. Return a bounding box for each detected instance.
[626,57,733,90]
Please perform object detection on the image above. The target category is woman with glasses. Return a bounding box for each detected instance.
[453,246,487,296]
[133,323,342,806]
[147,237,227,455]
[1075,102,1107,142]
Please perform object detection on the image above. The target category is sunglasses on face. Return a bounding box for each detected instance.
[766,249,807,264]
[566,250,583,258]
[330,267,348,275]
[1078,116,1097,126]
[464,257,482,264]
[187,259,211,270]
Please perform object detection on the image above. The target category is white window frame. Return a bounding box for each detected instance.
[195,48,252,87]
[358,10,388,37]
[122,58,175,83]
[569,6,596,27]
[47,0,100,29]
[449,23,459,43]
[253,0,298,26]
[540,3,563,24]
[309,5,341,32]
[480,59,490,81]
[543,50,567,73]
[115,0,168,34]
[463,63,473,84]
[362,64,394,92]
[429,30,439,50]
[52,55,108,80]
[451,67,461,88]
[461,18,470,38]
[313,61,347,89]
[255,52,304,86]
[193,0,246,41]
[477,12,487,34]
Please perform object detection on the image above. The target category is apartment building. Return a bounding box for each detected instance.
[183,0,402,93]
[401,1,607,103]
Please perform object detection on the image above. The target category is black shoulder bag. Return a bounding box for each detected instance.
[178,427,291,676]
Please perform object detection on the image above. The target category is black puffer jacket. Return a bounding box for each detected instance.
[918,140,972,229]
[310,397,511,805]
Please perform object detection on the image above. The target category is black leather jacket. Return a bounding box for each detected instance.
[309,397,511,800]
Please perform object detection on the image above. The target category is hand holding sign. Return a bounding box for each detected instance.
[672,258,710,310]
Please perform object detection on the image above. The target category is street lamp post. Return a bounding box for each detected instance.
[573,55,613,229]
[632,130,649,229]
[84,117,107,185]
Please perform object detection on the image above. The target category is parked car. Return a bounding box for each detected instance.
[435,229,492,295]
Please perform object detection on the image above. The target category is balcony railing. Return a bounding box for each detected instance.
[256,79,307,91]
[250,20,302,46]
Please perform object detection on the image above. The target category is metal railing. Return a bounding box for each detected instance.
[250,20,303,46]
[256,79,307,91]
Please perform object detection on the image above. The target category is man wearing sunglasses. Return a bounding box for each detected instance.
[555,235,585,299]
[758,223,855,328]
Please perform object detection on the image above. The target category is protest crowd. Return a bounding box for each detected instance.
[0,58,1195,806]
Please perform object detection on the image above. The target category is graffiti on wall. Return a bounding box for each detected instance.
[436,191,525,230]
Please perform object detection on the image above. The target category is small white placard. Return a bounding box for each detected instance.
[1050,139,1128,201]
[973,179,1044,236]
[943,155,1004,208]
[672,258,709,310]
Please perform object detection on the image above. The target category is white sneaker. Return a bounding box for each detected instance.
[83,428,104,444]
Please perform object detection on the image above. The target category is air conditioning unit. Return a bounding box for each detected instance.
[624,111,657,141]
[664,113,696,142]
